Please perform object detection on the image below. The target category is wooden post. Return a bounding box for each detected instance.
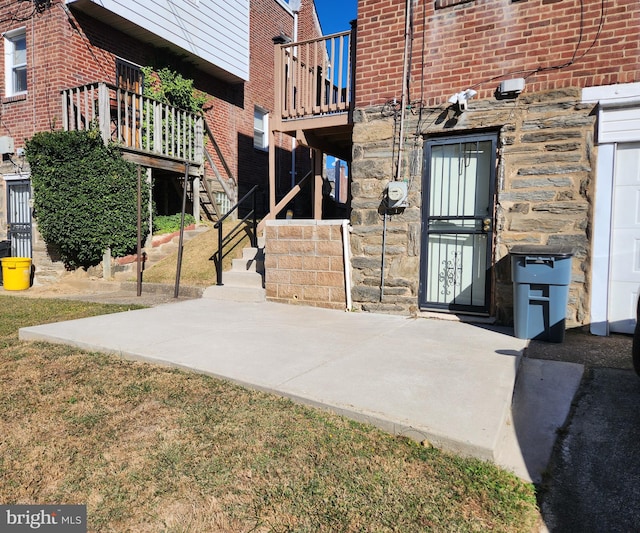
[269,128,276,214]
[98,83,110,145]
[174,163,189,298]
[313,148,323,220]
[136,166,142,296]
[61,90,69,131]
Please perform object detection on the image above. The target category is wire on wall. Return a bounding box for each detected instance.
[406,0,607,118]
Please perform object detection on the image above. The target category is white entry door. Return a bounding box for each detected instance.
[609,142,640,333]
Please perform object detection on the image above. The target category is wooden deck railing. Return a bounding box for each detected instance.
[61,82,203,165]
[275,29,354,123]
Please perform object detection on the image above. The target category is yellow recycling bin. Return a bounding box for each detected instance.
[1,257,32,291]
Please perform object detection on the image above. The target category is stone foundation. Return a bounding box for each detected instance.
[350,88,595,326]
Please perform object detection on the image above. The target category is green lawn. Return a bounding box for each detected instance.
[0,295,540,532]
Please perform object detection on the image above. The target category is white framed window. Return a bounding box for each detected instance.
[4,28,27,97]
[254,107,269,151]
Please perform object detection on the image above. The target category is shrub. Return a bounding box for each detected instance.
[26,130,150,268]
[153,214,196,235]
[141,66,207,113]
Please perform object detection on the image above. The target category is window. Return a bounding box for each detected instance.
[4,28,27,97]
[254,107,268,150]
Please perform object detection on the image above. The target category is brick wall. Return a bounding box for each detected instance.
[265,220,348,310]
[356,0,640,107]
[0,0,322,216]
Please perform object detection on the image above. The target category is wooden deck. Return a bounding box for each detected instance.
[267,28,355,223]
[61,82,203,175]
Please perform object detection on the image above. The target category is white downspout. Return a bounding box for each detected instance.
[342,220,352,311]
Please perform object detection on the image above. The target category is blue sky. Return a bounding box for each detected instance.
[312,0,357,170]
[313,0,357,36]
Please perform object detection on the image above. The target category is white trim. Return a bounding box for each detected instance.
[582,82,640,104]
[275,0,294,16]
[2,173,29,181]
[254,107,269,151]
[589,143,615,336]
[4,27,27,97]
[583,83,640,335]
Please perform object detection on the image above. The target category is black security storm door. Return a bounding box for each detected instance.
[419,134,497,314]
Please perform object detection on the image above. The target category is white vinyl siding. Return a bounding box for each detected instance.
[66,0,249,82]
[4,28,27,96]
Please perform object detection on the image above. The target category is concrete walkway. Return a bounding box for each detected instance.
[18,297,583,482]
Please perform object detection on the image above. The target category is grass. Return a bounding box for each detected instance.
[141,222,251,287]
[0,295,540,532]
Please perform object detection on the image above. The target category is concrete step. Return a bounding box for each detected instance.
[219,270,263,288]
[202,243,265,302]
[202,285,266,302]
[494,357,584,483]
[242,246,264,261]
[231,256,264,274]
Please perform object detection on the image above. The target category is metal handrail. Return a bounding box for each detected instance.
[213,184,260,286]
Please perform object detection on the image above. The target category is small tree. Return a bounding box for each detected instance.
[26,129,150,269]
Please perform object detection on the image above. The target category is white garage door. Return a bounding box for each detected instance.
[609,142,640,333]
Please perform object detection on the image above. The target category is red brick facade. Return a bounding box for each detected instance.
[0,0,323,216]
[349,0,640,326]
[356,0,639,107]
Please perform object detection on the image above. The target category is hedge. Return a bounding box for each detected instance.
[26,129,150,268]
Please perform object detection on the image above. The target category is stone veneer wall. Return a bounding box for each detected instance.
[0,161,64,285]
[350,88,595,326]
[265,220,348,310]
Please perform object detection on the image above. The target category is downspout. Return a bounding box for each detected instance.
[395,0,412,182]
[342,220,352,311]
[381,0,412,302]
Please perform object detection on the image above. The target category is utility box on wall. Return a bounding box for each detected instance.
[0,137,14,155]
[386,181,408,209]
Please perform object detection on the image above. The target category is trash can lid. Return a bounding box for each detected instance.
[509,244,573,258]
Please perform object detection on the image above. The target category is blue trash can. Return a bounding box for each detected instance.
[510,245,573,343]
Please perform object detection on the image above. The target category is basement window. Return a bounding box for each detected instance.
[4,28,27,97]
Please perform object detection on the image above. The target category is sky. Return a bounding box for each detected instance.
[311,0,357,170]
[313,0,357,36]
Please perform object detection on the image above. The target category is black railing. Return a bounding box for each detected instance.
[213,185,260,286]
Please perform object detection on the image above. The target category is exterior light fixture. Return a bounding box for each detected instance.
[448,89,477,111]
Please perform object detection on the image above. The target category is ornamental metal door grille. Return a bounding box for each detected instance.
[419,134,497,314]
[6,179,32,258]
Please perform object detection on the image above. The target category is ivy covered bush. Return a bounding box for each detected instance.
[141,66,207,113]
[26,130,150,268]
